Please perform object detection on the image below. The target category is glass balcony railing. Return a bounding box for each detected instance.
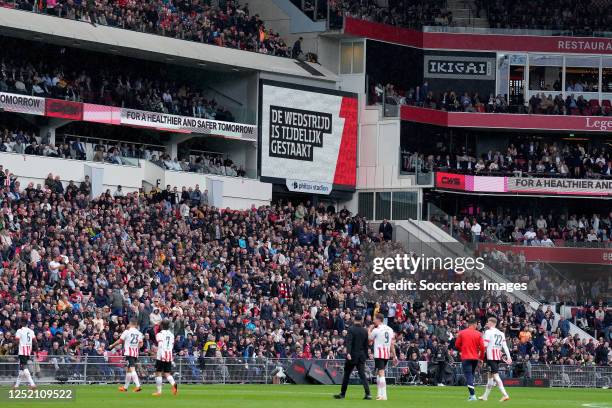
[423,26,612,38]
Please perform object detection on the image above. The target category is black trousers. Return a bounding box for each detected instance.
[436,361,447,384]
[340,357,370,396]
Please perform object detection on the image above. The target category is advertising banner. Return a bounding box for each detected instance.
[435,172,466,190]
[82,103,122,125]
[259,80,358,192]
[120,109,257,141]
[45,98,83,120]
[402,105,612,133]
[0,92,45,116]
[344,17,612,55]
[507,177,612,196]
[424,55,495,80]
[435,172,612,197]
[478,243,612,265]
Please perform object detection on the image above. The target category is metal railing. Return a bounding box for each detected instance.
[423,25,612,38]
[0,356,609,388]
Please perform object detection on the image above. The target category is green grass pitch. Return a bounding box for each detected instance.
[1,384,610,408]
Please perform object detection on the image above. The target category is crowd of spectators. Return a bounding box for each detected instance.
[481,246,610,307]
[0,126,161,164]
[0,124,247,178]
[485,0,612,34]
[402,138,612,180]
[446,210,612,246]
[0,37,236,121]
[152,152,246,177]
[527,92,611,116]
[6,0,291,58]
[327,0,610,35]
[0,168,608,376]
[374,81,612,117]
[329,0,452,29]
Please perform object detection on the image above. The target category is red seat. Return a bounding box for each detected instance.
[602,100,611,115]
[570,108,580,115]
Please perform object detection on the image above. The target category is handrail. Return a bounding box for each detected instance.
[423,25,612,38]
[60,134,165,150]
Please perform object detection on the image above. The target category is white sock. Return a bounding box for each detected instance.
[493,374,508,397]
[381,376,387,399]
[124,372,132,388]
[167,375,176,386]
[23,369,35,387]
[15,370,23,387]
[483,378,494,398]
[155,376,162,393]
[376,376,382,397]
[133,372,141,388]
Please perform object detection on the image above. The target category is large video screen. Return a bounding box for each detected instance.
[259,80,358,195]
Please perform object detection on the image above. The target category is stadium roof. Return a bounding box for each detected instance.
[0,7,338,83]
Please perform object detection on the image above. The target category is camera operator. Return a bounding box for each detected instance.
[434,342,452,386]
[512,354,531,378]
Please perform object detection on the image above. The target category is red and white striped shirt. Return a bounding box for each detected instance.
[370,324,394,360]
[120,327,143,357]
[16,327,35,356]
[156,330,174,362]
[483,328,510,361]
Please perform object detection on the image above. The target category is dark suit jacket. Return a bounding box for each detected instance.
[345,324,369,362]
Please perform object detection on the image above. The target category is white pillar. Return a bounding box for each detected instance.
[38,118,72,145]
[164,134,194,159]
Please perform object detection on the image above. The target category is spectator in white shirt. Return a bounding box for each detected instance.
[470,221,481,243]
[540,235,554,247]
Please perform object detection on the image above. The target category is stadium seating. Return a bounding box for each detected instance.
[0,37,237,122]
[5,0,290,57]
[0,169,609,367]
[401,138,612,180]
[376,83,611,117]
[330,0,610,34]
[442,211,612,245]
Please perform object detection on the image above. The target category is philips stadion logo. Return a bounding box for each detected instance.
[269,106,332,161]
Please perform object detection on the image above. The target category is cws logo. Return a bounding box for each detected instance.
[269,105,332,161]
[45,99,83,120]
[435,172,466,191]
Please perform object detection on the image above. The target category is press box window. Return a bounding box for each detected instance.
[340,41,364,74]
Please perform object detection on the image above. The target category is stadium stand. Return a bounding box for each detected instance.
[0,123,247,177]
[485,0,612,34]
[327,0,611,34]
[373,83,611,117]
[0,37,236,121]
[439,210,612,245]
[0,170,609,368]
[329,0,452,29]
[401,137,612,179]
[3,0,291,57]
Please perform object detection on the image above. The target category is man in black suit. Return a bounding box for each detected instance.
[379,219,393,241]
[334,315,371,400]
